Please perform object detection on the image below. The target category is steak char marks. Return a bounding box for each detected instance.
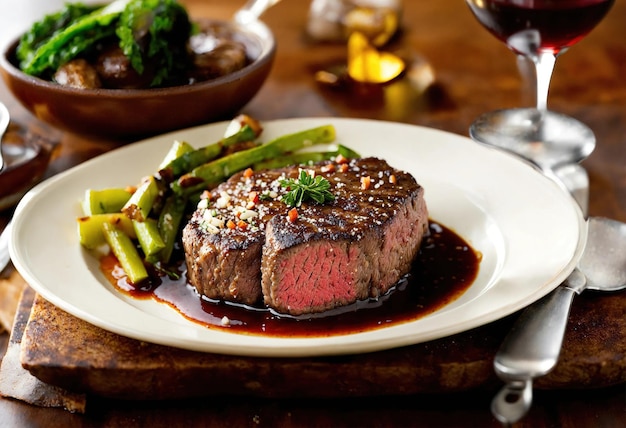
[182,157,429,316]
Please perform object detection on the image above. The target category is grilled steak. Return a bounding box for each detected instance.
[182,157,429,315]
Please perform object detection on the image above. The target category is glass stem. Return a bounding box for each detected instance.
[533,52,557,112]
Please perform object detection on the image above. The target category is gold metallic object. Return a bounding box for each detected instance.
[347,31,405,83]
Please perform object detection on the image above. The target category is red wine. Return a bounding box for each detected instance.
[466,0,614,54]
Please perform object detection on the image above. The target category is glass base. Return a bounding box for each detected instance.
[468,108,596,169]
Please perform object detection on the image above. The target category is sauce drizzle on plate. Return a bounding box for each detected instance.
[100,220,480,337]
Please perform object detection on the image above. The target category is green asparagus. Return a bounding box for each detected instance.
[252,145,361,170]
[156,194,187,263]
[133,218,165,259]
[160,124,258,178]
[122,176,159,222]
[158,140,194,170]
[172,125,337,194]
[78,213,136,250]
[102,222,148,284]
[82,188,132,215]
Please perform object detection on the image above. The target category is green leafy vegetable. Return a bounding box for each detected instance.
[18,0,130,77]
[16,0,192,86]
[280,170,335,208]
[16,2,99,71]
[116,0,191,86]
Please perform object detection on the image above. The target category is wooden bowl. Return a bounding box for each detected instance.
[0,19,275,139]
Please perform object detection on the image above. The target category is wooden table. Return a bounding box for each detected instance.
[1,0,626,426]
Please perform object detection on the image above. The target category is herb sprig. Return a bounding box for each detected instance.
[280,170,335,207]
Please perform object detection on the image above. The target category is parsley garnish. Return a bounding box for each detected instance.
[280,170,335,207]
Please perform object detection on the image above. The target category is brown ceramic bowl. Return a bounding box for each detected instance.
[0,18,275,139]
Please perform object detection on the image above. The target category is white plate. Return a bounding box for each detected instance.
[10,118,586,357]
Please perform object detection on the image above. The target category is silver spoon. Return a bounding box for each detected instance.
[491,216,626,425]
[0,101,9,171]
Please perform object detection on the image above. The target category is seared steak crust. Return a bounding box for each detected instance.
[183,168,289,305]
[182,157,429,315]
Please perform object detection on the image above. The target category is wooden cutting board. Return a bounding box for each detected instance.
[15,285,626,400]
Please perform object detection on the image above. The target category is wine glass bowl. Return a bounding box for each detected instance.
[466,0,615,56]
[465,0,614,168]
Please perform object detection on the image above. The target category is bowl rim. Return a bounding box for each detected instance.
[0,17,276,98]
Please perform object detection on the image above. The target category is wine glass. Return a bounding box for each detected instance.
[465,0,614,170]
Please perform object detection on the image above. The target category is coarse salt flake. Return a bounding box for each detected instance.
[197,198,209,210]
[239,209,258,220]
[216,191,231,208]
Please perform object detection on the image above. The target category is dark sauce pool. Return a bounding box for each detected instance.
[100,220,481,337]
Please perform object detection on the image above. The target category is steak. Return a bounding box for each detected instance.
[182,157,429,316]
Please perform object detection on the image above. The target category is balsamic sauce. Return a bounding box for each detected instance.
[100,220,480,337]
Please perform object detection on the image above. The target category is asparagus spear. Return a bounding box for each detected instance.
[102,222,148,284]
[172,125,336,195]
[77,213,136,250]
[160,124,258,178]
[82,188,132,215]
[156,194,187,264]
[158,140,194,170]
[252,144,361,170]
[121,175,159,222]
[133,218,165,259]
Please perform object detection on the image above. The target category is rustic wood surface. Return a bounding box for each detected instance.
[10,282,626,400]
[2,0,626,426]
